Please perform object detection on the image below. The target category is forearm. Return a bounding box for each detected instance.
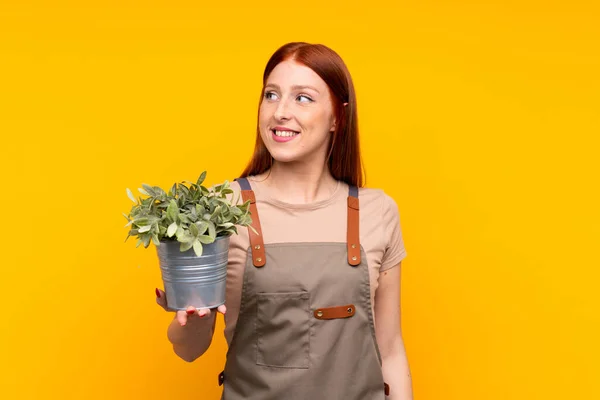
[166,313,217,362]
[382,337,414,400]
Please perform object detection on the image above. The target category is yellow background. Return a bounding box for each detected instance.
[1,1,598,399]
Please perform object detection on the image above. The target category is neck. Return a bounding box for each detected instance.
[255,160,338,204]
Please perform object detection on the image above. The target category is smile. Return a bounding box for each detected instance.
[271,129,300,143]
[272,129,300,137]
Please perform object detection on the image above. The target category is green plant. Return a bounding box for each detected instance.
[123,171,254,256]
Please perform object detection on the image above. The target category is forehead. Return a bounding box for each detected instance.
[265,60,327,93]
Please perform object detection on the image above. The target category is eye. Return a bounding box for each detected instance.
[297,94,313,103]
[264,91,277,100]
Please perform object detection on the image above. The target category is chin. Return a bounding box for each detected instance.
[266,147,305,163]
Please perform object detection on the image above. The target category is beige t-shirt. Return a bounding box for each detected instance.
[222,176,407,346]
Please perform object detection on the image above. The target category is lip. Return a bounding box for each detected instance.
[273,126,300,132]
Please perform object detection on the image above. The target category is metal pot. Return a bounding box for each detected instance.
[156,235,230,311]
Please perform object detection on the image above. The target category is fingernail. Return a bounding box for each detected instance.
[186,310,195,315]
[155,288,161,298]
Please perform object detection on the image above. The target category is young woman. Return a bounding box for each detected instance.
[156,42,413,400]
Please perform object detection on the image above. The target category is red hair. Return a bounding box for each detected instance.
[239,42,365,187]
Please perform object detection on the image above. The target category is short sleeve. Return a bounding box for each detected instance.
[380,192,407,271]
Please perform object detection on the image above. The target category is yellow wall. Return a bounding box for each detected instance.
[1,1,598,399]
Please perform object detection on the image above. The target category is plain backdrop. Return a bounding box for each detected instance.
[1,1,598,399]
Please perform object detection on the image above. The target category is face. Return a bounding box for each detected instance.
[259,59,338,165]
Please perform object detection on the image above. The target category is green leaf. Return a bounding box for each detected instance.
[133,218,148,227]
[179,184,190,197]
[151,233,160,246]
[187,212,198,222]
[198,235,215,244]
[126,188,137,204]
[193,240,203,257]
[169,182,177,197]
[225,227,237,235]
[136,238,143,248]
[138,225,151,233]
[230,207,243,216]
[207,221,216,238]
[167,222,177,237]
[180,240,194,252]
[197,171,207,186]
[153,186,166,197]
[211,205,221,219]
[195,221,209,235]
[189,223,199,236]
[167,199,178,221]
[142,233,151,248]
[138,187,150,196]
[215,197,230,205]
[142,184,156,196]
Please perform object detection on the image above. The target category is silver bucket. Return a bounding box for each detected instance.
[156,235,230,311]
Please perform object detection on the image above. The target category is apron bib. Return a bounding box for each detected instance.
[219,177,390,399]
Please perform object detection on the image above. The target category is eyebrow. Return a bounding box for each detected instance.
[264,83,320,94]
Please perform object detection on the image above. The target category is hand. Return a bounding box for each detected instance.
[155,287,227,326]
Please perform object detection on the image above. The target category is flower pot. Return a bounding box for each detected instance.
[156,235,230,311]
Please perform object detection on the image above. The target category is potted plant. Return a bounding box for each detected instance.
[123,171,254,311]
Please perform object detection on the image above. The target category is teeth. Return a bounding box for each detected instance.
[274,130,299,137]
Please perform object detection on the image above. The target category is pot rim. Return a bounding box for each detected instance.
[158,234,231,243]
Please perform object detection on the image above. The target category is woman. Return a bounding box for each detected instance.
[155,42,413,399]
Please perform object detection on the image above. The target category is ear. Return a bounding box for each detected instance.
[331,103,349,132]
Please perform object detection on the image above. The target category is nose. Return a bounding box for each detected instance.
[273,97,292,121]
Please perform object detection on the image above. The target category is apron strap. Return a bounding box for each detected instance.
[236,178,360,267]
[235,177,266,268]
[347,185,361,266]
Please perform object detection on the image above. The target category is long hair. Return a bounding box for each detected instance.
[239,42,365,187]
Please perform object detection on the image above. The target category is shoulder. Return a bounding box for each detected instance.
[357,186,401,228]
[358,186,384,199]
[358,186,396,209]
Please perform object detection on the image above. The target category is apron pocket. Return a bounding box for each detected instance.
[256,291,310,369]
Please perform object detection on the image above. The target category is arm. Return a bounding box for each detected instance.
[374,262,414,399]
